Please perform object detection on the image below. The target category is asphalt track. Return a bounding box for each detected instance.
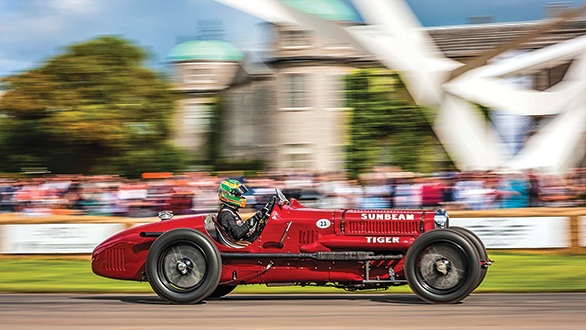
[1,293,586,329]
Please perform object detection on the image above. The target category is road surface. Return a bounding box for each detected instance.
[1,293,585,329]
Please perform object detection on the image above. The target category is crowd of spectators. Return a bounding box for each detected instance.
[0,168,585,218]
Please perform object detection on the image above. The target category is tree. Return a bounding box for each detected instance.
[0,36,185,176]
[345,69,445,176]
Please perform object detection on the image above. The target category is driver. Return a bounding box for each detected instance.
[217,179,265,241]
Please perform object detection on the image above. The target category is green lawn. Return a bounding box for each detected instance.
[1,252,585,294]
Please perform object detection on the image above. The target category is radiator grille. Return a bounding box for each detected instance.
[105,247,126,272]
[299,230,319,245]
[346,220,419,235]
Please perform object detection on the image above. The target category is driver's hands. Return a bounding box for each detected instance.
[246,215,258,238]
[246,224,256,237]
[247,215,258,229]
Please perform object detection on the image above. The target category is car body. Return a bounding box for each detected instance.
[92,189,490,304]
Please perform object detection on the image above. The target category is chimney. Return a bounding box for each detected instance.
[545,2,573,18]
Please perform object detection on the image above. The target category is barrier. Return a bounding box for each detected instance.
[0,208,585,254]
[579,216,586,247]
[0,223,125,254]
[0,213,158,255]
[449,208,585,253]
[450,217,569,249]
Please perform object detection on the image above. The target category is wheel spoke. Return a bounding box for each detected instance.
[419,242,466,291]
[162,243,207,290]
[170,246,182,264]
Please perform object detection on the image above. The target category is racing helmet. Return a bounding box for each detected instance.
[218,179,248,208]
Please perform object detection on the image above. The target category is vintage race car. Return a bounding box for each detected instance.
[92,189,491,304]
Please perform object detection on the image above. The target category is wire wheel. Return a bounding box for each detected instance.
[160,243,207,291]
[146,229,221,304]
[417,242,467,293]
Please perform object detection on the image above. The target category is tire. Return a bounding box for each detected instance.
[146,228,222,304]
[451,226,488,290]
[207,285,237,298]
[405,229,480,304]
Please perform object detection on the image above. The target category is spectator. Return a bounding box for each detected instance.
[454,172,485,210]
[500,172,529,209]
[64,183,86,211]
[540,174,572,207]
[394,177,415,209]
[0,180,16,212]
[528,169,542,207]
[421,177,444,209]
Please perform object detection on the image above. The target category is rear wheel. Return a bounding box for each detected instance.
[451,226,488,289]
[146,228,222,304]
[405,229,480,304]
[207,285,237,298]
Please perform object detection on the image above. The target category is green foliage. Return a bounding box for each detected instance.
[0,36,184,175]
[214,158,267,172]
[345,70,441,176]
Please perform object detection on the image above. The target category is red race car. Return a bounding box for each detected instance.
[92,189,491,304]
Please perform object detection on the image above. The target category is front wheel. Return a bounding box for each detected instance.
[207,285,237,298]
[405,229,480,304]
[146,228,222,304]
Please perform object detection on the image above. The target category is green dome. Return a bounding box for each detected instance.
[167,40,244,62]
[283,0,359,21]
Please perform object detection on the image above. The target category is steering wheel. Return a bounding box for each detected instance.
[247,196,277,242]
[259,196,277,225]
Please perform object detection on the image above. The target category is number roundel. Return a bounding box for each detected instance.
[316,219,331,229]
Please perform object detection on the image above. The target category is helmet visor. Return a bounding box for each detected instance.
[234,184,249,196]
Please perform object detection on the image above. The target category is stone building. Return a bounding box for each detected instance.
[168,0,586,172]
[169,0,374,172]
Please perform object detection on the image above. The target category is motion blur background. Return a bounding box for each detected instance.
[2,0,586,255]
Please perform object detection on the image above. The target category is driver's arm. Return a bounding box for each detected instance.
[244,199,273,232]
[242,196,275,234]
[218,209,253,240]
[244,210,263,230]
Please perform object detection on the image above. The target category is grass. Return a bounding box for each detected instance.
[1,252,586,294]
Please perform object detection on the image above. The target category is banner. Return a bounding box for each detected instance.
[0,224,125,254]
[579,217,586,247]
[450,217,569,249]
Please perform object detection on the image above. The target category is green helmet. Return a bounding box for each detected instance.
[218,179,248,208]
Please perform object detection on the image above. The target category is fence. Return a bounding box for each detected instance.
[1,208,585,255]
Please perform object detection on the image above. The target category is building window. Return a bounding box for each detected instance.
[184,68,214,84]
[282,144,313,169]
[231,92,254,146]
[281,30,311,48]
[324,41,351,50]
[185,104,213,133]
[326,75,346,109]
[329,144,347,171]
[282,74,309,109]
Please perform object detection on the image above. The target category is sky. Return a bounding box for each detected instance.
[2,0,586,79]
